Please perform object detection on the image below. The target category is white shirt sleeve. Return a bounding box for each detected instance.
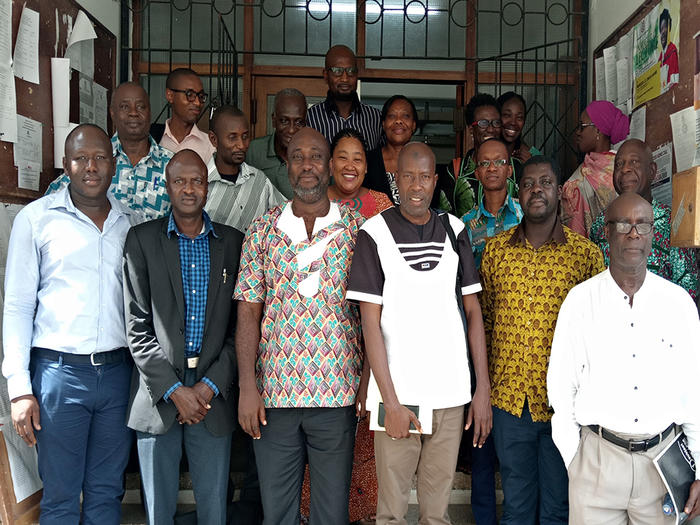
[2,209,40,399]
[547,289,583,468]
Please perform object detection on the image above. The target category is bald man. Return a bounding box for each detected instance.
[123,149,243,525]
[549,192,700,524]
[347,142,491,524]
[3,124,136,523]
[234,127,365,524]
[306,45,382,149]
[45,81,173,222]
[590,138,699,301]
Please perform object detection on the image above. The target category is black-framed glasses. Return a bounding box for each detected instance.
[576,122,596,132]
[472,119,502,129]
[169,88,208,104]
[476,158,508,169]
[326,66,358,77]
[606,221,653,235]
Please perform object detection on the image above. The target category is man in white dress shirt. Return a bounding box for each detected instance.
[2,124,135,524]
[548,192,700,524]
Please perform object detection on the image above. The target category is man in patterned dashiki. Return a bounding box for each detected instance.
[234,127,364,525]
[589,138,699,301]
[347,142,492,525]
[45,81,172,222]
[480,155,605,524]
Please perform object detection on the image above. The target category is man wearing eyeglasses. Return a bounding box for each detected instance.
[306,45,382,149]
[548,192,700,524]
[161,68,216,164]
[480,156,605,524]
[589,138,699,301]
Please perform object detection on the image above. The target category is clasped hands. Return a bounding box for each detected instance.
[171,382,215,425]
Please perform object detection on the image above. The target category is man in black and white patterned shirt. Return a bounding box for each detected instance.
[346,142,492,525]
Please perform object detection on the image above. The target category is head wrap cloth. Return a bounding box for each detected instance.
[585,100,630,144]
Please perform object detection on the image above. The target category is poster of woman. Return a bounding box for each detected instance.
[658,6,679,91]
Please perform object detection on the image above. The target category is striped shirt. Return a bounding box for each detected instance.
[204,157,285,233]
[307,91,382,149]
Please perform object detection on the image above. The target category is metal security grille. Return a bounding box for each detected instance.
[120,0,588,172]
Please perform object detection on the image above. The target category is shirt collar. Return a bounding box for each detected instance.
[476,193,518,219]
[277,201,342,244]
[266,133,282,160]
[112,133,171,168]
[507,216,566,247]
[167,210,218,239]
[163,118,209,145]
[207,156,252,186]
[323,90,362,116]
[48,185,132,220]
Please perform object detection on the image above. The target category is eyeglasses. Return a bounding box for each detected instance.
[169,88,208,104]
[606,221,653,235]
[472,119,502,129]
[576,122,596,132]
[476,158,508,169]
[326,66,358,77]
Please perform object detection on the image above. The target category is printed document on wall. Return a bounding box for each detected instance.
[13,6,39,84]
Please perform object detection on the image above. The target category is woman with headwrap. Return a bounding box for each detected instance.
[561,101,630,237]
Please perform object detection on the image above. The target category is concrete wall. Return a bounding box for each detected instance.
[587,0,645,102]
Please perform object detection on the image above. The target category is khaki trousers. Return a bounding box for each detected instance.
[374,405,464,525]
[569,426,676,525]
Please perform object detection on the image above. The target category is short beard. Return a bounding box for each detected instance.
[293,178,329,204]
[332,91,354,103]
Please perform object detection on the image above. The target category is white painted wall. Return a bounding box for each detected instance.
[587,0,645,101]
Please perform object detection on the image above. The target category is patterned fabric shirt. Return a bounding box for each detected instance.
[163,211,218,400]
[234,201,365,408]
[462,194,523,268]
[307,91,382,150]
[480,221,606,422]
[589,199,699,301]
[45,134,172,222]
[204,157,285,233]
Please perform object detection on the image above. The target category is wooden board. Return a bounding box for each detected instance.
[0,0,116,204]
[593,0,699,174]
[0,431,41,525]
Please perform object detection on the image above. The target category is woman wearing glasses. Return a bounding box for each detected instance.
[561,100,629,237]
[365,95,419,205]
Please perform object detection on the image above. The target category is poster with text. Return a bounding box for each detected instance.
[633,0,680,107]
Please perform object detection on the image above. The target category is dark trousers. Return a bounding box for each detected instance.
[492,403,568,525]
[470,434,498,525]
[30,352,133,525]
[253,406,356,525]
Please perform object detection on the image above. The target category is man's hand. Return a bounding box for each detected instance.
[384,403,422,439]
[170,386,209,425]
[684,480,700,520]
[465,385,492,447]
[355,365,370,419]
[176,382,215,424]
[238,385,266,439]
[11,395,41,446]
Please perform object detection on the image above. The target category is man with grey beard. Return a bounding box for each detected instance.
[233,127,365,525]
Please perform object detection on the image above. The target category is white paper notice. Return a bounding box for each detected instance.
[628,106,646,142]
[17,166,39,191]
[595,56,606,100]
[670,107,697,173]
[14,115,41,169]
[0,0,12,68]
[651,142,673,207]
[0,67,17,143]
[51,58,70,128]
[65,11,96,79]
[93,82,108,131]
[616,59,631,105]
[13,7,39,84]
[0,424,42,502]
[603,46,618,105]
[53,122,77,169]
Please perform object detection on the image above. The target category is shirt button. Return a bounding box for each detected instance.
[632,354,636,358]
[191,316,195,320]
[634,418,638,422]
[624,296,628,300]
[191,264,195,268]
[189,342,193,346]
[192,290,196,294]
[630,322,634,327]
[634,386,638,390]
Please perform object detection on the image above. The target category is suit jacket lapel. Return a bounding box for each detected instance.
[161,222,186,321]
[204,234,224,337]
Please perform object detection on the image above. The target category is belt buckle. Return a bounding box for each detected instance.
[90,352,102,366]
[628,439,647,452]
[187,357,199,368]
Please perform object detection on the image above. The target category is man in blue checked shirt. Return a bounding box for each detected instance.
[46,82,172,222]
[123,149,243,525]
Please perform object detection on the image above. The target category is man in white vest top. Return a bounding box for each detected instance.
[346,142,492,524]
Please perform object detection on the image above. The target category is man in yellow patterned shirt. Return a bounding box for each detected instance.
[480,156,605,524]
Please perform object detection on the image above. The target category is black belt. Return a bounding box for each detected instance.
[32,347,129,366]
[588,424,675,452]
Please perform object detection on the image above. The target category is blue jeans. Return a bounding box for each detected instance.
[136,368,232,525]
[492,403,568,525]
[254,406,356,525]
[30,352,133,525]
[471,434,498,525]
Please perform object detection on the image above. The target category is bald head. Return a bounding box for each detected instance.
[605,192,654,275]
[166,149,207,180]
[398,142,436,173]
[613,138,656,199]
[288,127,329,159]
[605,192,652,223]
[324,45,358,100]
[325,45,356,68]
[287,127,331,204]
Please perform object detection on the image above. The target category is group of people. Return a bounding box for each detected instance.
[2,42,699,525]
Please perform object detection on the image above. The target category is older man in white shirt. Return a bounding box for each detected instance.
[548,192,700,524]
[2,124,135,525]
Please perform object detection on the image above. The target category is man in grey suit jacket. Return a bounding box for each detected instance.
[123,149,243,525]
